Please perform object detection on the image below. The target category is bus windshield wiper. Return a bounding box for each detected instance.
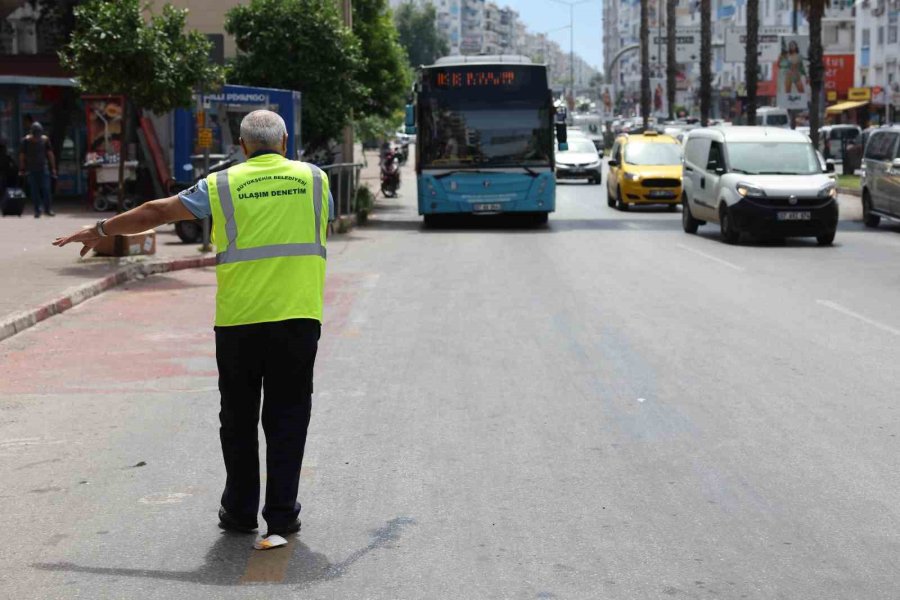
[432,169,495,179]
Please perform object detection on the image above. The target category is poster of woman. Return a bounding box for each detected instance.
[776,36,810,110]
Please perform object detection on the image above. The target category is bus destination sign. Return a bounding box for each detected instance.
[433,70,519,89]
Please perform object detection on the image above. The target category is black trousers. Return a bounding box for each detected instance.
[215,318,320,530]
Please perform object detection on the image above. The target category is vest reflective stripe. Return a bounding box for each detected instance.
[214,165,325,265]
[217,242,327,265]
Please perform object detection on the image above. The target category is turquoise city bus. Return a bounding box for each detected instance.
[406,55,565,225]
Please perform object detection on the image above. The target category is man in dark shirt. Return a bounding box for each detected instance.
[18,122,57,218]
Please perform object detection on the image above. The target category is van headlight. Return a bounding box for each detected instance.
[736,182,766,198]
[624,172,641,181]
[818,183,837,199]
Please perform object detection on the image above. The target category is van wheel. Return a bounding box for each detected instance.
[862,191,881,228]
[682,195,700,233]
[816,230,836,246]
[719,205,740,244]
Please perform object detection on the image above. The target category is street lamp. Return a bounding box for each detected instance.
[548,0,593,98]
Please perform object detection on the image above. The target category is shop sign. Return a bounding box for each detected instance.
[848,87,872,101]
[824,54,855,99]
[827,91,837,101]
[197,127,214,149]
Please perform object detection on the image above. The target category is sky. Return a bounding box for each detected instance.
[503,0,604,71]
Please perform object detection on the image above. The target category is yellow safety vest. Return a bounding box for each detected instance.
[207,153,328,327]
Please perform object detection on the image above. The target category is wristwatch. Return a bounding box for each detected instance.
[95,219,109,237]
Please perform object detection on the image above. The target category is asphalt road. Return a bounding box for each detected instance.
[2,164,900,599]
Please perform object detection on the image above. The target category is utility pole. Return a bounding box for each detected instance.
[549,0,592,107]
[340,0,353,166]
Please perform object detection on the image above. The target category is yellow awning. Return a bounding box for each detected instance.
[826,100,869,114]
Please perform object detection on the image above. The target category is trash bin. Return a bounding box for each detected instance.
[843,143,862,175]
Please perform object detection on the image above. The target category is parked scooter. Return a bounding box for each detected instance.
[380,147,401,198]
[173,149,240,243]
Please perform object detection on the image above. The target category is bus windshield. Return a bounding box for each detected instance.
[418,64,552,170]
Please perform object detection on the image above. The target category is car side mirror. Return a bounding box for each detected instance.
[826,159,836,173]
[891,157,900,170]
[608,159,618,167]
[715,166,726,175]
[558,142,569,152]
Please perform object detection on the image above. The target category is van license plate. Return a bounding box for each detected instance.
[473,203,502,212]
[777,211,811,221]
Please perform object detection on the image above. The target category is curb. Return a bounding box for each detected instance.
[0,255,216,344]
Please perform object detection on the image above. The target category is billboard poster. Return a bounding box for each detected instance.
[725,26,793,63]
[824,54,855,100]
[600,85,615,117]
[651,77,668,117]
[776,35,809,110]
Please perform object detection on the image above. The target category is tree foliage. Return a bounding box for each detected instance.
[61,0,223,114]
[394,1,449,68]
[225,0,366,152]
[353,0,411,119]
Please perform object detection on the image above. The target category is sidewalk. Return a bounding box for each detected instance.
[0,202,216,341]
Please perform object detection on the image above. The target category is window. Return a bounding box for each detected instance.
[865,132,899,160]
[684,137,710,166]
[862,28,871,47]
[890,24,898,44]
[706,142,724,171]
[878,26,885,45]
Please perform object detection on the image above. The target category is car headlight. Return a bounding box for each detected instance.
[586,160,602,168]
[557,162,572,168]
[624,172,641,182]
[736,182,766,198]
[818,183,837,199]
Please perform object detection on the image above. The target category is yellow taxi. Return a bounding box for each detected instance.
[606,131,683,210]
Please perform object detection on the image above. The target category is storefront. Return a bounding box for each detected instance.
[0,73,86,198]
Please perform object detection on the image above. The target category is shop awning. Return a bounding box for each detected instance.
[0,75,76,87]
[826,100,869,114]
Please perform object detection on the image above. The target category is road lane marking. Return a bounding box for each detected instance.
[816,300,900,337]
[676,243,745,271]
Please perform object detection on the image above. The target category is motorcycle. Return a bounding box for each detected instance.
[380,149,401,198]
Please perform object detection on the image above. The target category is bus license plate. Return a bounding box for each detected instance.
[777,211,811,221]
[473,203,502,212]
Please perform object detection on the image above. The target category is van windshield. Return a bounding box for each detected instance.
[726,142,820,175]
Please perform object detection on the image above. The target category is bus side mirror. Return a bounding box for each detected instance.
[556,122,567,151]
[405,104,416,135]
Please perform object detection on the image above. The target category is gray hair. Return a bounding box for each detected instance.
[239,110,287,149]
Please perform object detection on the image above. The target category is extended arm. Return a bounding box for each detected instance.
[53,195,197,257]
[46,138,57,176]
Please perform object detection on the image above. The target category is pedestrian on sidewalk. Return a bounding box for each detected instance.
[0,141,17,199]
[18,122,57,218]
[52,110,330,542]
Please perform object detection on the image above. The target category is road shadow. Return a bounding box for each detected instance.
[362,213,683,233]
[32,516,415,588]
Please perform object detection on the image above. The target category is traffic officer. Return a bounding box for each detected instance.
[53,110,330,539]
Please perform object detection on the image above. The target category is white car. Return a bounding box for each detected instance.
[555,138,603,184]
[681,126,838,245]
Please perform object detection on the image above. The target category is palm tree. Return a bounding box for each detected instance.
[798,0,826,149]
[666,0,676,120]
[700,0,711,125]
[745,0,759,124]
[641,0,651,129]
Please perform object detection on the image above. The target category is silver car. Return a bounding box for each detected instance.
[860,126,900,228]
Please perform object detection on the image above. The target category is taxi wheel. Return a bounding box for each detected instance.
[616,187,628,211]
[606,187,615,207]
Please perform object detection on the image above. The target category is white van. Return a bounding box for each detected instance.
[681,127,838,245]
[754,107,790,129]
